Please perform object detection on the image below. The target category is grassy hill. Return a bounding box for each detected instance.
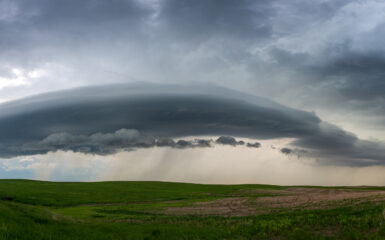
[0,180,384,239]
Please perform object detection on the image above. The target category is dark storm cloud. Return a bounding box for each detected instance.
[0,82,317,157]
[0,0,155,101]
[0,83,320,145]
[265,32,385,125]
[15,129,215,155]
[0,0,271,65]
[0,0,277,96]
[158,0,273,43]
[1,83,385,166]
[247,142,261,148]
[1,0,150,37]
[174,140,193,149]
[1,0,385,114]
[4,0,385,123]
[156,138,176,147]
[156,138,213,149]
[1,0,385,167]
[290,123,385,166]
[312,52,385,102]
[280,148,292,155]
[270,46,385,103]
[195,139,213,148]
[35,129,155,155]
[216,136,245,146]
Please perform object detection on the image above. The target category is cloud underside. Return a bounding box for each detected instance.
[22,129,260,155]
[0,84,385,166]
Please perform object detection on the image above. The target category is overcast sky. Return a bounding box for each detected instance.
[1,0,385,184]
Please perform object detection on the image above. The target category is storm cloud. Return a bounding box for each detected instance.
[0,83,385,166]
[0,83,317,157]
[247,142,261,148]
[2,0,385,131]
[280,148,292,155]
[22,129,216,155]
[1,0,385,175]
[216,136,245,146]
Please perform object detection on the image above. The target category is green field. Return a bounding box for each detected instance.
[0,180,384,239]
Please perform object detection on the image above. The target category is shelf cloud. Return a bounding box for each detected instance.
[2,0,385,183]
[0,83,385,166]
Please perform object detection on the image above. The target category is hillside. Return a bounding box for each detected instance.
[0,180,384,239]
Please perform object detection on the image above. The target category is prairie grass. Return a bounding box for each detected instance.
[0,180,384,239]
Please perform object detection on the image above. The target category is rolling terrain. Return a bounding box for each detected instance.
[0,180,385,239]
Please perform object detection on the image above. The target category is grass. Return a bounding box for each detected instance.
[0,179,384,239]
[0,179,282,206]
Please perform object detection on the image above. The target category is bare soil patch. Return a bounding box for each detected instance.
[163,188,385,216]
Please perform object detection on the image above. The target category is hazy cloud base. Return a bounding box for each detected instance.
[5,143,385,186]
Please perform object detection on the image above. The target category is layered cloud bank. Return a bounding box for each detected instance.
[1,83,385,166]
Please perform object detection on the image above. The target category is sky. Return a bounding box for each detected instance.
[1,0,385,185]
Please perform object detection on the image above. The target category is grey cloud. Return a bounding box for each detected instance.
[246,2,385,133]
[0,83,320,145]
[0,0,271,66]
[271,46,385,103]
[157,138,212,149]
[292,123,357,150]
[16,128,216,156]
[195,139,212,148]
[247,142,261,148]
[313,52,385,102]
[216,136,245,146]
[2,0,385,169]
[25,128,155,155]
[280,147,310,159]
[280,148,292,155]
[158,0,273,43]
[1,0,385,127]
[156,138,176,147]
[0,0,278,103]
[290,123,385,166]
[266,40,385,124]
[3,0,150,38]
[174,140,193,149]
[1,83,385,166]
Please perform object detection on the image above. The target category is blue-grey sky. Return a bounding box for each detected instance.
[1,0,385,184]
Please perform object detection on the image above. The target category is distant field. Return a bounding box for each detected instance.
[0,180,385,239]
